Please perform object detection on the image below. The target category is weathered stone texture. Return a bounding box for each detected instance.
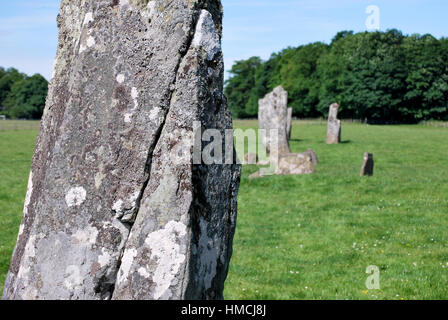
[275,153,315,176]
[326,103,341,144]
[258,86,290,154]
[3,0,240,301]
[360,152,374,176]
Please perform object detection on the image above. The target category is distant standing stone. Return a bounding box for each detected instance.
[258,86,290,154]
[360,152,374,176]
[326,103,341,144]
[286,107,293,140]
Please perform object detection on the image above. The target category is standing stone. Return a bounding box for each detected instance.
[249,152,314,179]
[360,152,374,176]
[306,149,318,165]
[3,0,240,301]
[258,86,290,154]
[286,107,293,140]
[326,103,341,144]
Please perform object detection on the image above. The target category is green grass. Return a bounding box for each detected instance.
[0,124,37,295]
[224,120,448,300]
[1,120,448,299]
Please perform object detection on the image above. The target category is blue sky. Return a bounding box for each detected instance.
[1,0,447,80]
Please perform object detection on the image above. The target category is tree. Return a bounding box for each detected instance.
[224,30,448,122]
[269,43,328,117]
[3,74,48,119]
[402,34,448,121]
[224,57,263,118]
[0,68,26,111]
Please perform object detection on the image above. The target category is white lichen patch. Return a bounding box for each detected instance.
[112,199,124,213]
[98,249,112,268]
[79,42,88,54]
[131,87,138,100]
[144,220,187,300]
[86,36,96,48]
[149,107,161,121]
[64,265,83,290]
[116,74,125,84]
[124,113,133,123]
[65,186,87,207]
[138,267,150,278]
[83,12,94,26]
[192,10,221,61]
[130,191,140,203]
[116,248,137,285]
[131,87,138,108]
[23,171,33,217]
[72,226,98,246]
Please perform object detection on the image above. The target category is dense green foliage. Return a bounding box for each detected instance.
[225,30,448,122]
[0,68,48,120]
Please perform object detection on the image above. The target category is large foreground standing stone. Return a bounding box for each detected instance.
[326,103,341,144]
[258,86,290,154]
[3,0,240,300]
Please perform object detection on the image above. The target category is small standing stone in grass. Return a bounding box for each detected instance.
[305,149,318,165]
[326,103,341,144]
[258,86,290,154]
[286,107,293,140]
[360,152,374,176]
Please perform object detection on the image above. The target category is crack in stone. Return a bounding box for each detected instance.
[107,7,204,298]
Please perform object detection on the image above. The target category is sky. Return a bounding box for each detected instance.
[0,0,447,80]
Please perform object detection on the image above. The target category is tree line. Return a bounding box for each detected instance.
[224,29,448,122]
[0,67,48,120]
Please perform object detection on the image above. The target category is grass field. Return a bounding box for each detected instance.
[1,120,448,299]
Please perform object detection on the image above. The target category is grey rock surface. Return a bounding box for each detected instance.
[360,152,374,176]
[258,86,290,155]
[3,0,240,301]
[326,103,341,144]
